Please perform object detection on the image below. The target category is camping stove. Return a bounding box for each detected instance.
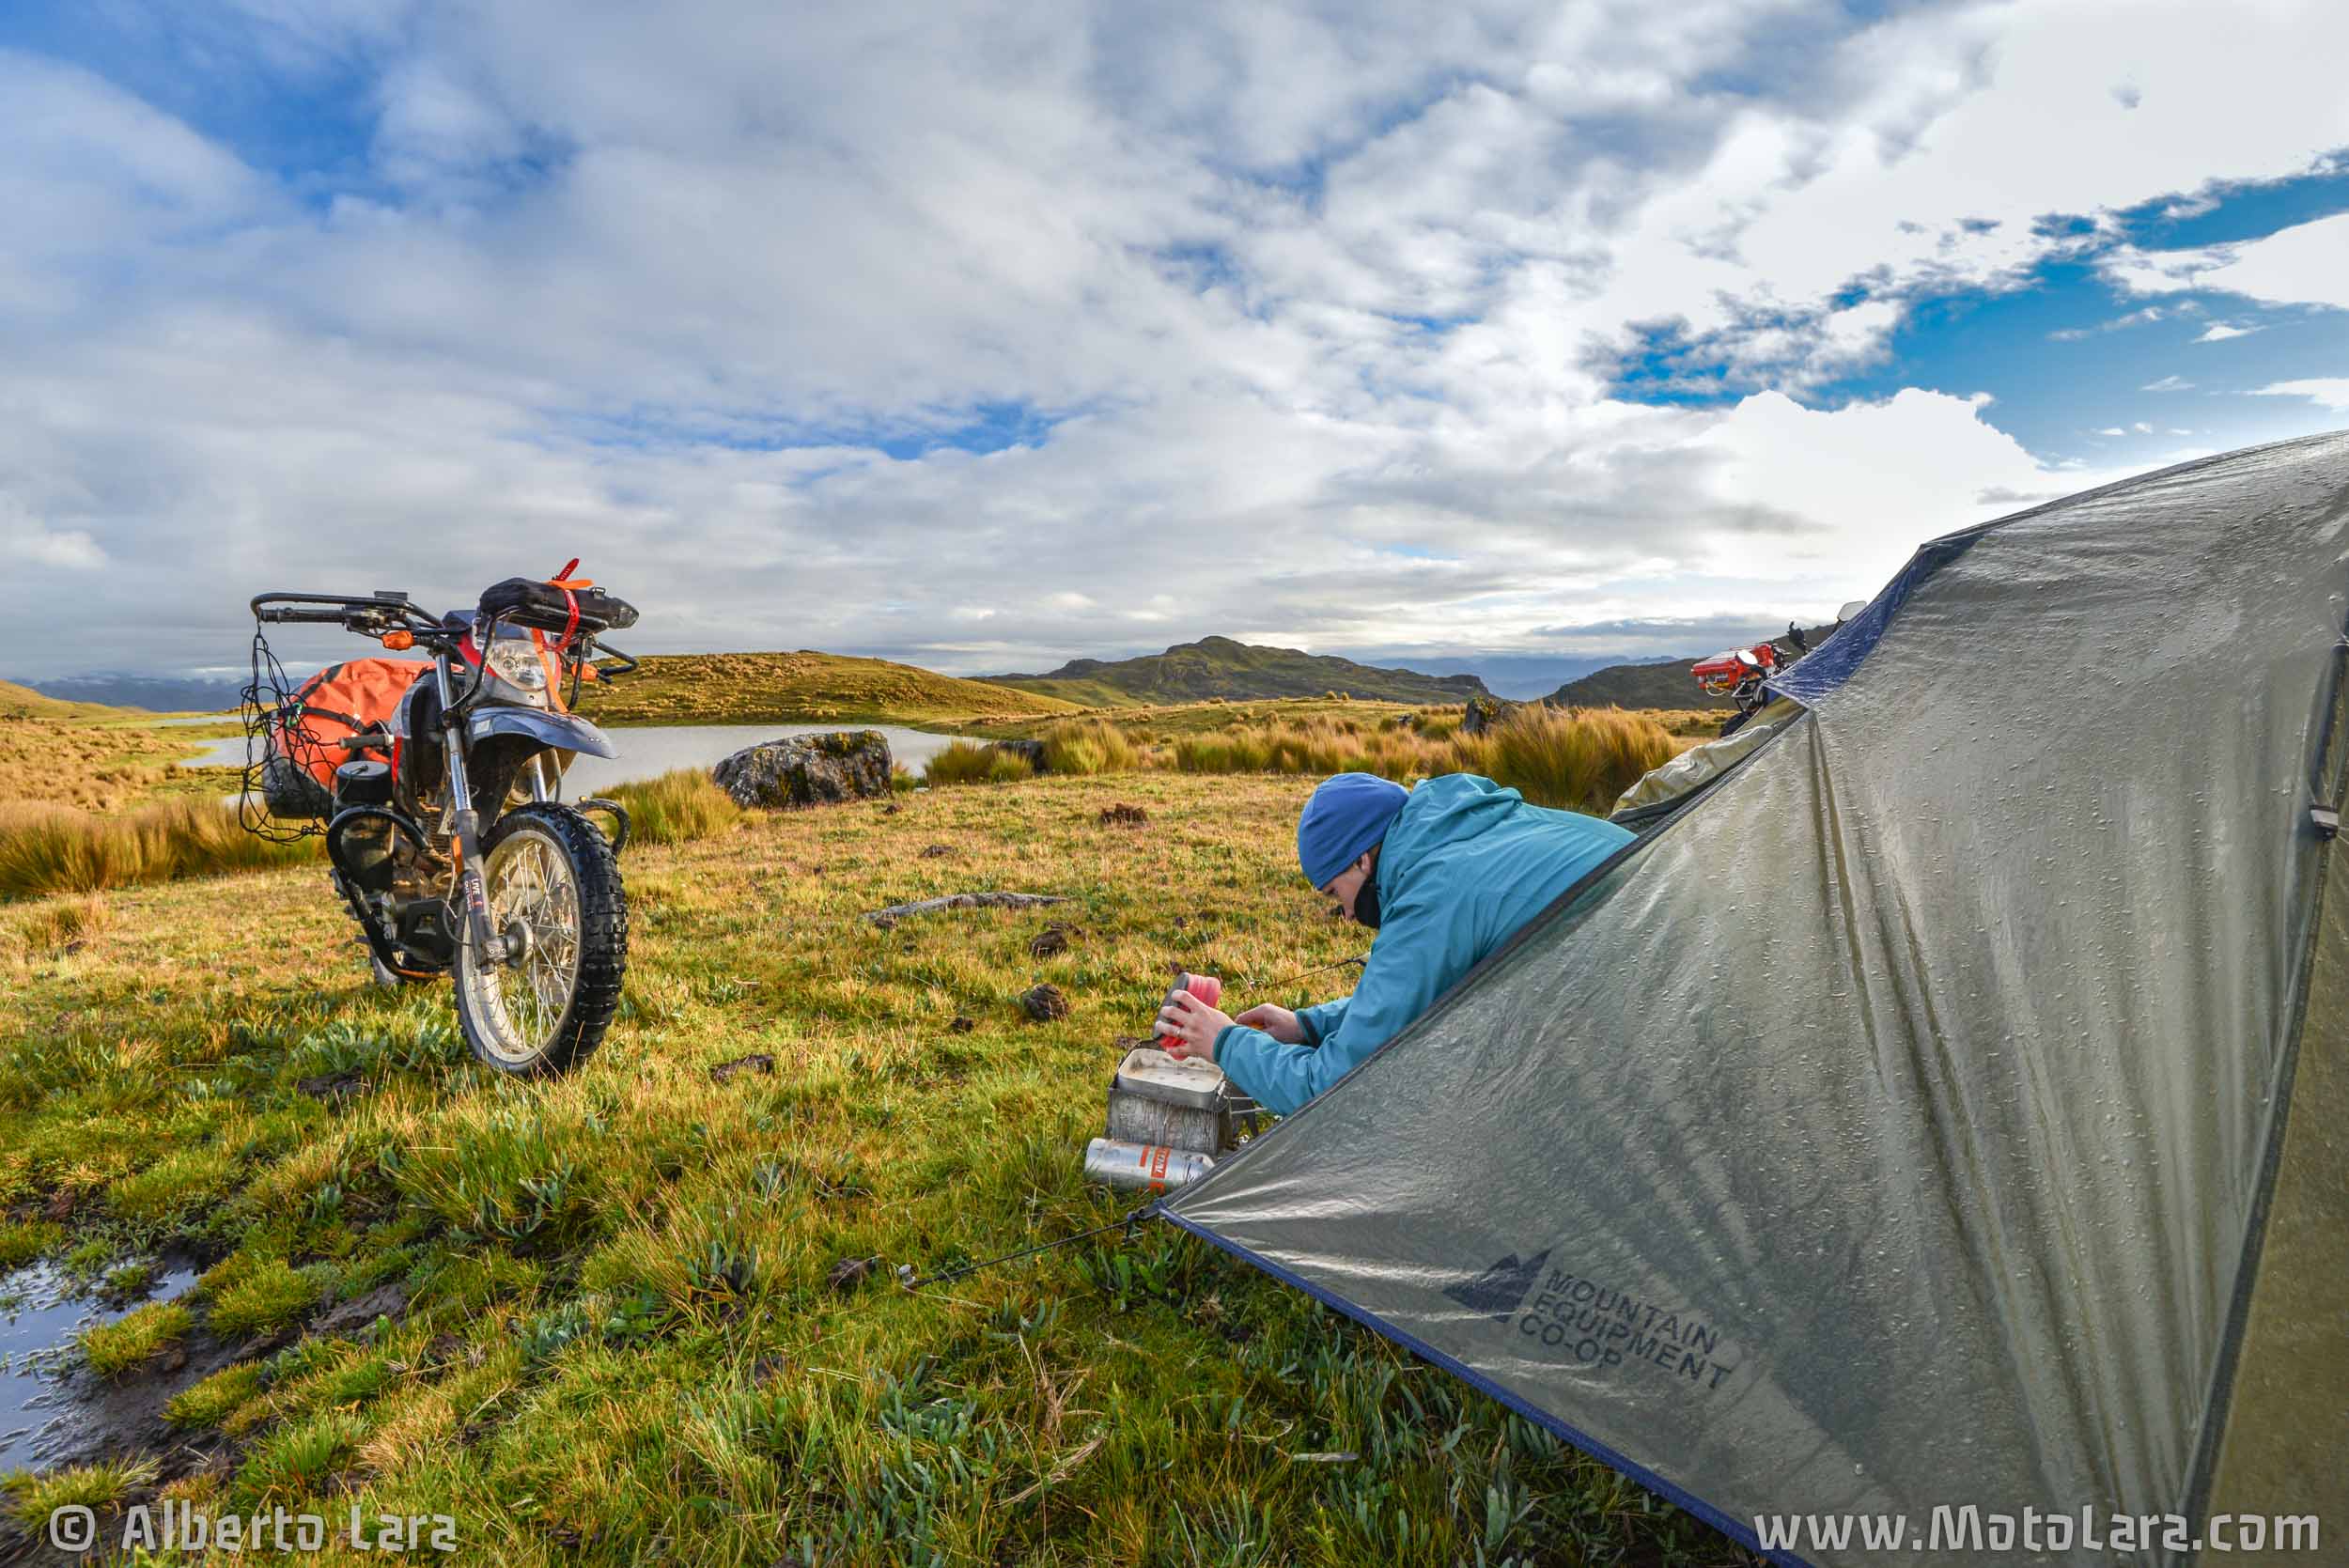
[1085,1039,1260,1192]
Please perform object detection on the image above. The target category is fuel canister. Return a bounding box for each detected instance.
[1083,1138,1215,1192]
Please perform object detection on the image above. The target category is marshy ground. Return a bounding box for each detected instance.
[0,726,1750,1564]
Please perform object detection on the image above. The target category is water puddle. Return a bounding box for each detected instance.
[0,1261,199,1467]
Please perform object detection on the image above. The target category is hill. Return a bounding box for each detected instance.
[572,649,1084,726]
[1548,658,1726,711]
[1546,622,1843,710]
[984,635,1489,707]
[0,677,143,721]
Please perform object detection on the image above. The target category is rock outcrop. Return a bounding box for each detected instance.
[712,730,893,809]
[1459,695,1524,736]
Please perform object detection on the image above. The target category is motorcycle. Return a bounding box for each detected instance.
[1690,600,1866,737]
[243,570,641,1076]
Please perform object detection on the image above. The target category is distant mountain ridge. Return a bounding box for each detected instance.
[23,673,244,713]
[985,636,1491,706]
[1545,621,1844,710]
[1,677,127,719]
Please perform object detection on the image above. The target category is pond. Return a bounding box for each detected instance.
[1,1260,199,1467]
[557,723,969,794]
[177,722,974,794]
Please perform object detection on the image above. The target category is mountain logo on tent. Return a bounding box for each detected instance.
[1442,1249,1551,1324]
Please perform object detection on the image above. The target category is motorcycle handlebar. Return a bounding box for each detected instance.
[250,590,442,637]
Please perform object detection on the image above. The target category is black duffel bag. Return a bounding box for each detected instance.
[477,577,639,634]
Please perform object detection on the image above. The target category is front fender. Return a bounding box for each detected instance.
[464,707,619,758]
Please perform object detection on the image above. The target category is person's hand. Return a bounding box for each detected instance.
[1232,1003,1305,1044]
[1158,988,1234,1063]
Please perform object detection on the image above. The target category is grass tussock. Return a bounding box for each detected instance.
[78,1300,192,1378]
[0,799,316,903]
[165,1363,268,1431]
[0,1219,63,1269]
[206,1257,323,1340]
[1451,704,1681,813]
[922,738,1037,787]
[3,1457,160,1527]
[1037,719,1141,777]
[604,768,743,846]
[1174,705,1675,814]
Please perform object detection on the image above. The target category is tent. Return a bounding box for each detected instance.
[1164,431,2349,1566]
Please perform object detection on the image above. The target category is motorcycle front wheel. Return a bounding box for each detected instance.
[454,802,628,1076]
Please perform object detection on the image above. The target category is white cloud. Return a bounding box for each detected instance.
[2140,375,2194,391]
[0,2,2344,677]
[0,497,105,571]
[2108,212,2349,310]
[2249,380,2349,411]
[2193,322,2254,342]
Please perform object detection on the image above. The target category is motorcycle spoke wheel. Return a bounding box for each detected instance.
[454,804,627,1076]
[480,833,580,1058]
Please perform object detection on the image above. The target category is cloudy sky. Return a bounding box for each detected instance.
[3,0,2345,695]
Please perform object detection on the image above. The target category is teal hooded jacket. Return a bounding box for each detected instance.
[1214,773,1635,1116]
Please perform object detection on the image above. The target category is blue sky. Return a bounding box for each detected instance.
[2,1,2344,694]
[1610,170,2349,455]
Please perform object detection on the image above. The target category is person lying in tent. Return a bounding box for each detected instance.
[1157,770,1634,1116]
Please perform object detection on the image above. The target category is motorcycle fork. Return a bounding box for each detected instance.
[435,653,506,964]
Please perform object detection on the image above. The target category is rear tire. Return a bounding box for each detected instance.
[454,803,627,1076]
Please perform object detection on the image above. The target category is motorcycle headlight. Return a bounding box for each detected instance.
[485,639,551,706]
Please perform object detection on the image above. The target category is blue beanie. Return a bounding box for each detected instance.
[1297,772,1408,888]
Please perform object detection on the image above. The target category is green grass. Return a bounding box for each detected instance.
[165,1362,269,1431]
[78,1300,191,1377]
[924,741,1049,787]
[1168,706,1675,815]
[1452,705,1683,814]
[962,694,1418,742]
[0,775,1742,1565]
[0,1219,62,1268]
[947,706,1673,815]
[605,768,745,846]
[1036,719,1142,777]
[207,1258,323,1339]
[2,1457,159,1527]
[0,799,318,903]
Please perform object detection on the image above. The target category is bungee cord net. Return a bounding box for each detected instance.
[237,624,334,844]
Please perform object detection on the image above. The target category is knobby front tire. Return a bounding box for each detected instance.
[453,802,628,1076]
